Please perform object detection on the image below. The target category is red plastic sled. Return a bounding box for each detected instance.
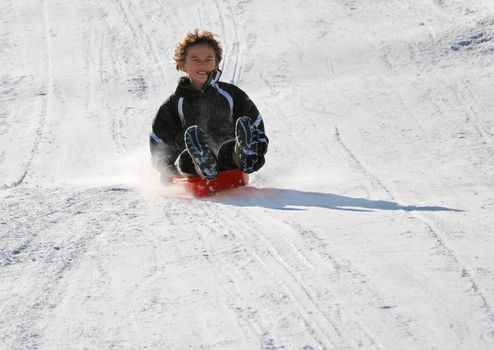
[172,169,249,197]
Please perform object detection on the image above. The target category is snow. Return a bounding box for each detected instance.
[1,0,494,349]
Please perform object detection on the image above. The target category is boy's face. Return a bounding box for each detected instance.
[181,44,218,89]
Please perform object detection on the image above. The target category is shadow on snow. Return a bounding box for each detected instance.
[213,187,462,212]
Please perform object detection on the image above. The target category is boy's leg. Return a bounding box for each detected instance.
[234,116,265,173]
[184,125,220,180]
[216,140,237,171]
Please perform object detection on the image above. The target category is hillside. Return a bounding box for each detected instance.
[1,0,494,349]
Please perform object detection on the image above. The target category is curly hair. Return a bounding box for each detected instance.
[174,29,223,70]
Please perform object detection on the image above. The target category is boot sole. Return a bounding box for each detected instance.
[185,126,219,180]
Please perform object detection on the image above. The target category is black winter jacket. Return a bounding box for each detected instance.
[150,71,268,174]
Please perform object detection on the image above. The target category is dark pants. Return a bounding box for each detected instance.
[174,140,238,177]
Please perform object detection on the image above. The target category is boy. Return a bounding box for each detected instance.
[150,29,268,182]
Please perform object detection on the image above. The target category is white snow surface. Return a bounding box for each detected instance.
[1,0,494,349]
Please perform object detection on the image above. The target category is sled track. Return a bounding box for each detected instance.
[197,205,345,349]
[457,77,493,139]
[113,0,166,82]
[334,126,394,200]
[109,0,166,153]
[334,126,494,330]
[214,0,231,81]
[163,201,264,346]
[192,202,390,349]
[417,214,494,324]
[240,213,388,349]
[158,200,264,348]
[212,0,242,85]
[171,202,260,347]
[225,0,242,85]
[2,0,52,190]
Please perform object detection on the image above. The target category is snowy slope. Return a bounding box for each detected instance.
[1,0,494,349]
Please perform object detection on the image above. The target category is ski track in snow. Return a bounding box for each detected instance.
[334,124,494,330]
[2,0,494,349]
[198,205,347,349]
[1,0,53,190]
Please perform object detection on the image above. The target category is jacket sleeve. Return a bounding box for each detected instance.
[149,96,182,174]
[233,87,269,155]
